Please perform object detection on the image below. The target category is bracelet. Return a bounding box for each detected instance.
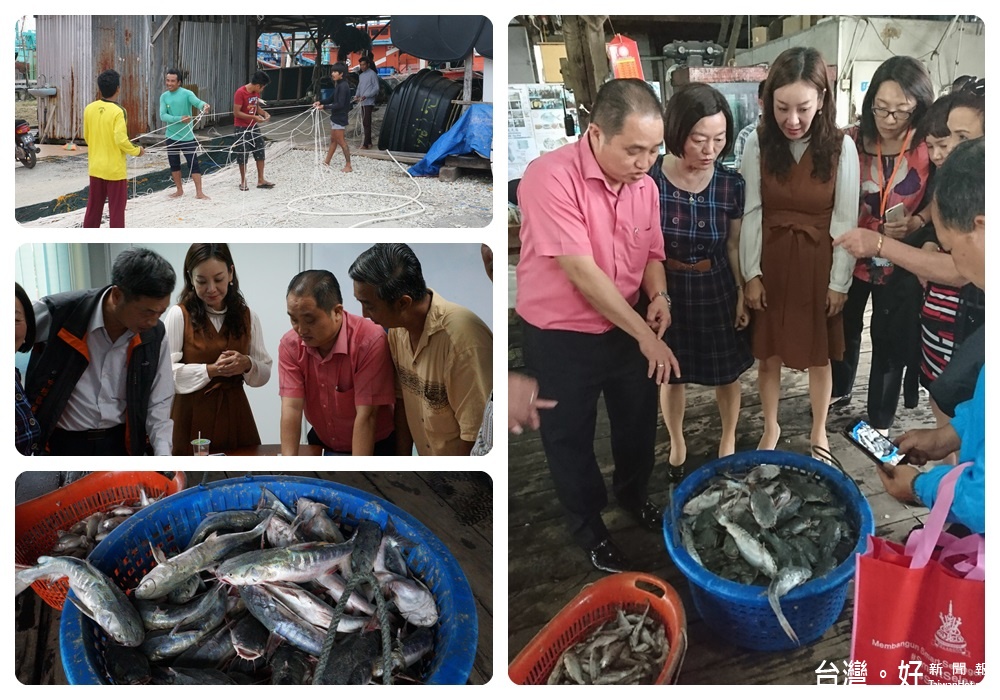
[875,234,884,257]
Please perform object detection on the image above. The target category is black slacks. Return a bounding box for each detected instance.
[832,278,904,429]
[522,321,658,549]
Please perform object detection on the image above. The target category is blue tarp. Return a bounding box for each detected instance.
[409,103,492,177]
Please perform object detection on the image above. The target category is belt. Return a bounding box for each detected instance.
[49,424,127,456]
[53,425,126,441]
[666,257,712,272]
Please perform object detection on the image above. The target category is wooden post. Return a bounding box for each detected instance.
[463,49,474,102]
[561,15,609,132]
[724,16,745,66]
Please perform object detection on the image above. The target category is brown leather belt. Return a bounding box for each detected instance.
[666,257,712,272]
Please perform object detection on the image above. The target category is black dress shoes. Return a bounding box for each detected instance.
[830,393,853,409]
[587,538,631,573]
[627,500,664,532]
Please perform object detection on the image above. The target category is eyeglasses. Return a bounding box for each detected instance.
[872,107,914,121]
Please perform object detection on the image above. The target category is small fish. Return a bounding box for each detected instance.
[376,571,439,627]
[136,515,272,599]
[270,644,313,685]
[16,556,144,646]
[293,498,345,544]
[749,486,778,530]
[216,539,355,586]
[186,509,269,549]
[680,521,702,565]
[766,566,811,646]
[238,585,326,657]
[714,509,777,578]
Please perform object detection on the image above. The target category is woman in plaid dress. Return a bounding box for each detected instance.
[650,83,752,465]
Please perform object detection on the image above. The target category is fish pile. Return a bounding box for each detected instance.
[677,464,857,645]
[15,487,441,684]
[546,606,669,685]
[47,489,159,559]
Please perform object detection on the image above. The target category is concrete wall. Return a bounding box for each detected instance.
[508,24,536,83]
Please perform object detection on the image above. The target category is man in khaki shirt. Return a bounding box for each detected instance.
[349,244,492,455]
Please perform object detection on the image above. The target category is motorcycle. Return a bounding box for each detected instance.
[16,119,40,168]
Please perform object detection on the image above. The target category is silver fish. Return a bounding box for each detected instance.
[16,555,144,647]
[314,571,377,616]
[371,627,434,679]
[766,566,812,646]
[137,590,214,631]
[749,486,778,530]
[136,515,271,599]
[260,581,371,633]
[216,539,355,586]
[186,509,269,549]
[293,498,345,544]
[714,510,777,578]
[237,585,326,656]
[376,571,439,627]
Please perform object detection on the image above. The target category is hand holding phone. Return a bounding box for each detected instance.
[884,202,906,223]
[844,418,905,471]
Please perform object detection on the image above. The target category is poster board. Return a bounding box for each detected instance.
[508,83,579,180]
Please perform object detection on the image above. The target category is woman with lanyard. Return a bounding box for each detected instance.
[831,56,933,435]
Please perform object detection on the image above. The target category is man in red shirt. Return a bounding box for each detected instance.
[278,270,395,455]
[516,79,680,572]
[233,71,274,191]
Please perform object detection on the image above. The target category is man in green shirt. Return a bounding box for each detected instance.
[159,68,211,199]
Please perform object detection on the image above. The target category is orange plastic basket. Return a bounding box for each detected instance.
[508,572,688,684]
[14,471,186,610]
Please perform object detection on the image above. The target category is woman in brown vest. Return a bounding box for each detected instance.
[166,244,272,455]
[739,47,860,458]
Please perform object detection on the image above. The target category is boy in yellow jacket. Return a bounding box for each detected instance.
[83,70,145,227]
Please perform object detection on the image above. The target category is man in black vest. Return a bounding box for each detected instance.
[27,248,177,456]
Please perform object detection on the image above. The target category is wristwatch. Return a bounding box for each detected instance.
[655,290,672,310]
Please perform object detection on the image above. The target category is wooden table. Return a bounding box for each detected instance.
[15,470,492,684]
[216,444,322,456]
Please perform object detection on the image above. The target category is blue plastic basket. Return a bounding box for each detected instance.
[663,450,874,651]
[59,475,478,684]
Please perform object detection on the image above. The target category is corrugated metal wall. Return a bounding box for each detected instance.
[36,15,93,143]
[147,16,256,133]
[36,15,258,142]
[177,16,255,127]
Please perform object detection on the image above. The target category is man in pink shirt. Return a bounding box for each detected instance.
[516,79,680,573]
[278,270,395,455]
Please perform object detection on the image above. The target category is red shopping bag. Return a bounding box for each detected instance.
[851,464,984,685]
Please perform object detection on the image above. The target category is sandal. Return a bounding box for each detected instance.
[239,184,249,192]
[257,182,275,189]
[810,444,838,466]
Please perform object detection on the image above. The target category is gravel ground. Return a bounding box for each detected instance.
[16,106,494,228]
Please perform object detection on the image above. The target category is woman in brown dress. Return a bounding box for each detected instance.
[739,47,860,457]
[166,244,272,455]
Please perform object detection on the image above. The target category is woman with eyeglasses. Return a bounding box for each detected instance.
[831,56,934,436]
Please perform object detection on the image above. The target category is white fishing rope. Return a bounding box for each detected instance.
[118,93,429,228]
[285,110,426,228]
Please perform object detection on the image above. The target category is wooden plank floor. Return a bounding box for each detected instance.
[507,309,937,684]
[15,470,492,685]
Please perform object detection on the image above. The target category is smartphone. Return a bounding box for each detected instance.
[884,202,906,223]
[844,418,905,469]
